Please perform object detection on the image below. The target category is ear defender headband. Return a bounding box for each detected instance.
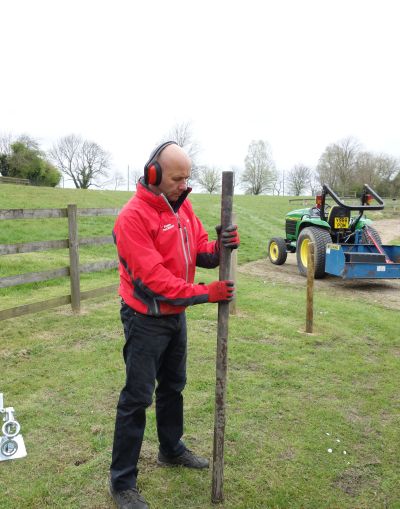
[144,140,178,186]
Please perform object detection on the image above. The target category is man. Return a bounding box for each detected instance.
[109,141,239,509]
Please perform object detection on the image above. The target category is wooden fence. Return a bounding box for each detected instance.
[0,205,120,320]
[0,176,30,185]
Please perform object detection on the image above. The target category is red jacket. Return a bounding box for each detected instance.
[113,180,219,315]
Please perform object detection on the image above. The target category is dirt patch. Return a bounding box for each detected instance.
[239,220,400,310]
[371,218,400,243]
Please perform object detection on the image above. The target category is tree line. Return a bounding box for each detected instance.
[1,127,399,197]
[194,135,400,198]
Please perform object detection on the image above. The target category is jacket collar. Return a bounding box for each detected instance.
[136,177,192,213]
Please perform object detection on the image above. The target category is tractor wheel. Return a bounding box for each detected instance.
[361,226,382,245]
[296,227,332,278]
[268,237,287,265]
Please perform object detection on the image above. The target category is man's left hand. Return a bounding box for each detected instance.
[216,224,240,250]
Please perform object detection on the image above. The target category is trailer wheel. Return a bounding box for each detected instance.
[362,226,382,245]
[297,227,332,278]
[268,237,287,265]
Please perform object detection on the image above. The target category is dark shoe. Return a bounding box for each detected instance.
[157,448,209,469]
[108,479,149,509]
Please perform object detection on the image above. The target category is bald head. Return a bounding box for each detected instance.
[157,143,191,172]
[150,143,191,201]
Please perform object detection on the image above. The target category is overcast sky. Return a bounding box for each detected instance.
[1,0,400,188]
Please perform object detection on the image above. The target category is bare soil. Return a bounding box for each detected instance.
[238,219,400,310]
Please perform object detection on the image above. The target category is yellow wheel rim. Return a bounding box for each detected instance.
[300,238,310,268]
[269,241,279,262]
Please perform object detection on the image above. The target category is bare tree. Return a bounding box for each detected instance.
[0,132,14,156]
[49,134,81,187]
[391,171,400,197]
[362,153,400,197]
[17,134,40,151]
[316,147,338,189]
[197,166,221,194]
[131,169,142,188]
[375,154,399,185]
[78,140,110,189]
[241,140,277,195]
[113,172,126,190]
[353,151,380,189]
[335,137,360,194]
[317,137,360,194]
[161,121,201,181]
[272,170,285,196]
[287,164,312,195]
[0,132,14,175]
[309,171,320,196]
[49,134,110,189]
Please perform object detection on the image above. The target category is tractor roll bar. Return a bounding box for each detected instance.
[322,184,384,211]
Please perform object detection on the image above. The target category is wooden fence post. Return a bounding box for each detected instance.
[306,242,314,333]
[212,171,234,504]
[229,212,237,316]
[68,204,80,313]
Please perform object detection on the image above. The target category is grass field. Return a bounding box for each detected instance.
[1,184,400,508]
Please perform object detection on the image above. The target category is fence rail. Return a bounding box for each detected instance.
[0,207,120,220]
[0,176,30,185]
[0,260,118,289]
[0,236,114,256]
[0,284,119,321]
[0,205,120,320]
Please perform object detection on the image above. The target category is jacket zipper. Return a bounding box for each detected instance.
[178,219,189,281]
[162,196,189,282]
[184,226,192,263]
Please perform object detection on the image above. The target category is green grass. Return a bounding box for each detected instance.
[1,184,400,508]
[1,271,399,508]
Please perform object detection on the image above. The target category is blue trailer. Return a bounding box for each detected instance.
[325,243,400,279]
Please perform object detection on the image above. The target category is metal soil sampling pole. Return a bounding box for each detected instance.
[212,171,234,504]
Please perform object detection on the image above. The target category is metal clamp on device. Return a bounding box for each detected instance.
[0,393,27,461]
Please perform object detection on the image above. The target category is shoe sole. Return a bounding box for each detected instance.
[157,458,178,467]
[157,458,209,469]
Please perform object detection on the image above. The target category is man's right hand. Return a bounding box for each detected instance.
[207,280,235,302]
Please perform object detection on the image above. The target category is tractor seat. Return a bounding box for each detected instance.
[327,205,351,230]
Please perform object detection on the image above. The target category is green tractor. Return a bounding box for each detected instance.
[268,184,393,279]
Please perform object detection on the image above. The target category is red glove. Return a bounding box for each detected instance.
[207,280,235,302]
[216,224,240,249]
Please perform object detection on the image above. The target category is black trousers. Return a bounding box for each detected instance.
[110,303,187,491]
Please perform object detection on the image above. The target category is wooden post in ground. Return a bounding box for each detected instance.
[212,171,234,504]
[229,212,237,316]
[68,204,81,313]
[306,242,315,333]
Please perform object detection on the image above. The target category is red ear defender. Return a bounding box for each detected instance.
[143,140,177,186]
[144,161,162,186]
[148,165,157,185]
